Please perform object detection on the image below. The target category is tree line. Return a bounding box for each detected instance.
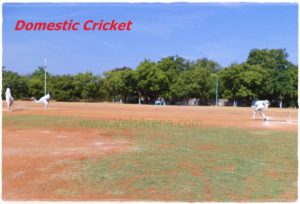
[2,48,298,107]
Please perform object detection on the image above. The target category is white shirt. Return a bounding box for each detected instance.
[255,100,269,110]
[41,93,50,101]
[5,88,11,97]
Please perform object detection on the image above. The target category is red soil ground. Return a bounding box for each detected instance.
[2,101,298,200]
[5,101,298,131]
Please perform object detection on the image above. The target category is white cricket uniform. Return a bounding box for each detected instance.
[5,88,13,111]
[34,94,50,109]
[252,100,269,120]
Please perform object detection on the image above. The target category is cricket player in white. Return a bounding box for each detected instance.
[252,100,269,121]
[31,93,50,109]
[5,85,14,111]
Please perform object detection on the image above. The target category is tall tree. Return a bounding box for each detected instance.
[103,67,137,102]
[247,48,289,70]
[2,68,29,99]
[193,58,221,73]
[171,66,216,104]
[157,56,186,100]
[246,48,297,106]
[51,75,76,101]
[220,63,268,103]
[73,72,99,101]
[28,67,48,98]
[136,60,168,103]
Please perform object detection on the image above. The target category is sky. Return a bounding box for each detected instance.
[2,3,298,75]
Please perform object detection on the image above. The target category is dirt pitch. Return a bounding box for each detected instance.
[2,101,298,201]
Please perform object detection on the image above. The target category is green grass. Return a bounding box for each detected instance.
[60,128,296,201]
[4,114,297,201]
[3,114,78,128]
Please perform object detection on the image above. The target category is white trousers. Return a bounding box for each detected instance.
[252,108,267,120]
[34,98,49,109]
[6,95,13,111]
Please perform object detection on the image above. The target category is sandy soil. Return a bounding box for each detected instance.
[4,101,298,131]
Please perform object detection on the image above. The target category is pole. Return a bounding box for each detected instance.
[216,77,219,106]
[44,57,47,95]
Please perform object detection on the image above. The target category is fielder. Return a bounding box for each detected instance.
[31,93,50,109]
[5,85,14,111]
[252,100,269,121]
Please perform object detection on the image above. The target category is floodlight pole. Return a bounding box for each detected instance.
[216,77,219,106]
[44,57,47,95]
